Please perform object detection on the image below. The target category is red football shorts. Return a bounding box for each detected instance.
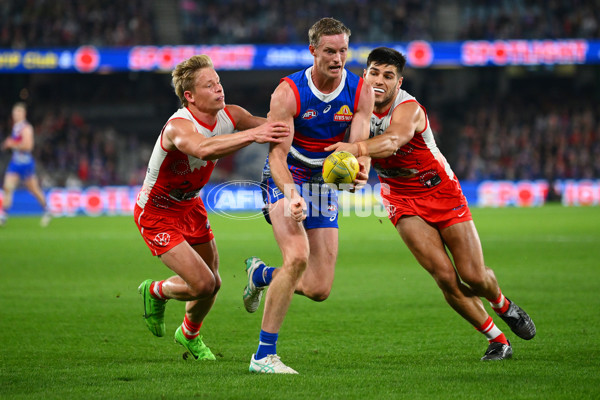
[381,179,472,230]
[134,203,214,256]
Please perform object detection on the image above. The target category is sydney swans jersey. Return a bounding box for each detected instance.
[136,107,235,215]
[10,120,34,165]
[281,67,363,172]
[370,89,455,197]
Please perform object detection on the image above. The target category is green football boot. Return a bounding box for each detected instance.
[174,327,216,361]
[138,279,167,337]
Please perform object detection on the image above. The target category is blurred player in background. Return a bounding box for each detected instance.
[242,17,374,373]
[1,102,51,227]
[326,47,536,361]
[135,55,289,361]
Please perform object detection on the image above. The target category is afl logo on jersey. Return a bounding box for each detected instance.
[334,105,353,122]
[302,109,318,120]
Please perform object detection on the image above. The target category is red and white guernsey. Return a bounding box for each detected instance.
[370,89,456,198]
[136,106,236,215]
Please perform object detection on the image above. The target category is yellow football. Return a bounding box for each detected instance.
[322,151,359,186]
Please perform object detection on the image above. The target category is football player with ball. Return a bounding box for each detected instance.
[242,17,374,374]
[325,47,536,361]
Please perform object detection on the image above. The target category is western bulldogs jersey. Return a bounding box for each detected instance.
[136,106,235,215]
[370,89,456,197]
[10,120,34,165]
[263,66,364,181]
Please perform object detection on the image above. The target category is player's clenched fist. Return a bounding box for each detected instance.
[284,195,307,222]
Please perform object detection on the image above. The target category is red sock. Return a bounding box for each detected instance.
[149,280,165,300]
[490,332,509,345]
[181,314,202,340]
[476,316,509,345]
[488,291,510,314]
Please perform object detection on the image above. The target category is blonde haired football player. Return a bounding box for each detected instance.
[135,55,289,360]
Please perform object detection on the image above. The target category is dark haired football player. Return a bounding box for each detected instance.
[326,47,536,361]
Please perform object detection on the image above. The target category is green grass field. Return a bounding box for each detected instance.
[1,205,599,399]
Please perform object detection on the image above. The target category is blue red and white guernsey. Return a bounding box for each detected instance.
[6,119,36,178]
[262,66,364,228]
[136,106,236,216]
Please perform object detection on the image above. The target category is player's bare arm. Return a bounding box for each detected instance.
[163,117,289,161]
[345,80,375,188]
[226,104,265,130]
[268,81,306,221]
[325,101,422,159]
[226,105,294,144]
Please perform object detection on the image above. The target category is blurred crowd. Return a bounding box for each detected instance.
[453,98,600,181]
[0,0,156,48]
[179,0,436,44]
[179,0,600,44]
[458,0,600,40]
[2,0,598,50]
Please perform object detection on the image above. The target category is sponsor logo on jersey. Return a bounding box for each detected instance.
[323,105,331,114]
[153,232,171,246]
[418,170,442,188]
[334,105,353,122]
[302,109,318,120]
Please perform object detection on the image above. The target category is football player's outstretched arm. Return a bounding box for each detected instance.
[163,116,289,161]
[346,80,374,188]
[325,101,421,159]
[226,104,265,131]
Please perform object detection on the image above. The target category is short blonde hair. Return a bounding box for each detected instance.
[308,17,351,49]
[172,55,214,107]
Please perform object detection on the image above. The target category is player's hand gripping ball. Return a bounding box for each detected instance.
[322,151,359,188]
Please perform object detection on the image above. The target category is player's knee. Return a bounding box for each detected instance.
[431,268,457,292]
[303,286,331,302]
[188,275,218,299]
[285,253,309,278]
[459,265,490,290]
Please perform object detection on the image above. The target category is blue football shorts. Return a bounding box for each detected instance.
[262,175,339,230]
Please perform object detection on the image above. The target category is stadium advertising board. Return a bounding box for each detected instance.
[2,179,598,217]
[0,40,598,73]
